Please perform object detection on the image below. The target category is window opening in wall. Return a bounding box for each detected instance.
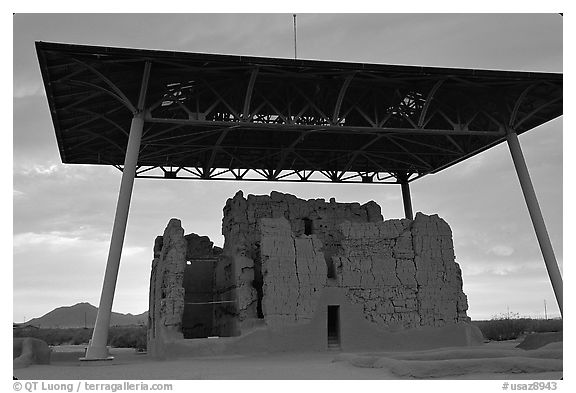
[326,256,336,279]
[327,305,341,349]
[303,218,313,235]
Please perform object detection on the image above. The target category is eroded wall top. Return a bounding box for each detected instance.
[219,192,470,331]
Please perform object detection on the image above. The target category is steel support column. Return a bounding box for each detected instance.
[399,173,414,220]
[505,129,563,316]
[82,113,145,360]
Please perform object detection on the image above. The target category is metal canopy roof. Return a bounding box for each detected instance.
[36,41,563,184]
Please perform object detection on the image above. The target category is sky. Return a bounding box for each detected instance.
[12,13,564,322]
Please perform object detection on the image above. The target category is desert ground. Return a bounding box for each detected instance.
[14,338,562,380]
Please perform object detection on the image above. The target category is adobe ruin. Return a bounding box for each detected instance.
[147,191,479,358]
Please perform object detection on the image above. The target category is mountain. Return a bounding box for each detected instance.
[24,302,148,328]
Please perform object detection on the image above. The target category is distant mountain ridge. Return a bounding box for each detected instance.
[23,302,147,328]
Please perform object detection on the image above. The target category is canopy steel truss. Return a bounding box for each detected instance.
[35,41,563,361]
[36,41,562,184]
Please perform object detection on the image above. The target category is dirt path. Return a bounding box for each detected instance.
[14,341,562,380]
[15,352,392,380]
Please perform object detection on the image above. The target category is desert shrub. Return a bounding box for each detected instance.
[13,327,90,346]
[108,326,147,350]
[473,314,563,341]
[71,329,92,345]
[479,315,526,341]
[530,318,563,333]
[13,326,147,350]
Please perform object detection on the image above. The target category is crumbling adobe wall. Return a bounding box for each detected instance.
[259,218,327,327]
[150,191,471,355]
[219,191,470,333]
[336,213,469,330]
[218,191,383,329]
[148,219,223,357]
[148,219,187,357]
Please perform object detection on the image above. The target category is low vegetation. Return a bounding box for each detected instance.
[13,325,147,351]
[14,315,562,348]
[472,314,562,341]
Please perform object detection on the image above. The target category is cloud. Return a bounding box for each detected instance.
[173,14,294,56]
[22,164,60,176]
[491,265,521,276]
[122,246,148,258]
[14,162,86,178]
[13,231,106,254]
[13,81,44,99]
[13,189,25,199]
[13,164,120,236]
[464,267,561,320]
[487,245,515,257]
[12,229,152,321]
[12,229,144,261]
[451,155,487,177]
[461,262,521,277]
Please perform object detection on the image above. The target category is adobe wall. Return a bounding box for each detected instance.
[336,214,469,329]
[147,219,222,358]
[218,191,470,333]
[148,219,187,358]
[149,191,473,356]
[259,218,327,327]
[218,190,384,331]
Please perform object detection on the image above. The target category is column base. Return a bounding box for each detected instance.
[79,345,114,361]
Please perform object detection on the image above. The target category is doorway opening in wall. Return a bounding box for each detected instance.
[303,218,313,235]
[182,258,217,339]
[327,305,341,349]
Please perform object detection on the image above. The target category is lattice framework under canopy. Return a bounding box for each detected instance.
[36,41,562,184]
